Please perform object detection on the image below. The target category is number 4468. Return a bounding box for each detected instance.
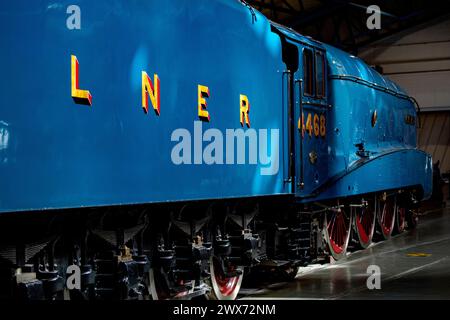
[298,112,326,138]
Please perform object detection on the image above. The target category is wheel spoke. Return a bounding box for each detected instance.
[396,205,406,233]
[378,197,395,239]
[325,208,351,259]
[355,199,376,248]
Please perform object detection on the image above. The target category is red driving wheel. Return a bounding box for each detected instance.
[396,206,406,234]
[378,196,396,240]
[209,256,243,300]
[354,199,376,249]
[324,206,352,260]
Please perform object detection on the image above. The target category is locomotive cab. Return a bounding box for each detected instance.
[272,23,330,198]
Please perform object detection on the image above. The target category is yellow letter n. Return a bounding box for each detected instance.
[142,71,160,116]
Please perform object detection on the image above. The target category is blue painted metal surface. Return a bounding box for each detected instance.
[0,0,432,214]
[271,24,330,198]
[0,0,288,213]
[305,149,433,202]
[300,45,432,202]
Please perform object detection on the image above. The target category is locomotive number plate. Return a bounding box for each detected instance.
[298,112,326,138]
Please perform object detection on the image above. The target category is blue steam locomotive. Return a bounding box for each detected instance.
[0,0,432,300]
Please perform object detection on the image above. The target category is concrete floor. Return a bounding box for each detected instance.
[241,207,450,300]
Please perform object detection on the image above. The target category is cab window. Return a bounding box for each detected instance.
[303,49,314,96]
[315,52,325,98]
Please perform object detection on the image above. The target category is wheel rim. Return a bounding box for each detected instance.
[324,207,351,260]
[149,268,170,300]
[210,257,243,300]
[378,197,396,239]
[396,207,406,233]
[149,268,194,300]
[354,200,376,248]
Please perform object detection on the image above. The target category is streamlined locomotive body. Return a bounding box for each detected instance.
[0,0,431,300]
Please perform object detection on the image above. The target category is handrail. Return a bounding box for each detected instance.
[409,96,422,129]
[295,79,305,190]
[283,70,295,193]
[329,74,414,102]
[329,74,422,128]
